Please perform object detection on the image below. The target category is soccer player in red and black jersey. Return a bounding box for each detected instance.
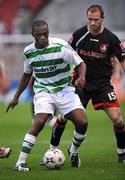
[50,4,125,163]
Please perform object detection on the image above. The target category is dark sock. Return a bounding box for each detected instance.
[50,119,67,146]
[114,124,125,149]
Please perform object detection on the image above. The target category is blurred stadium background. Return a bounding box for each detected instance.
[0,0,125,102]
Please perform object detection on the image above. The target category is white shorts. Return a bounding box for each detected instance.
[33,86,84,117]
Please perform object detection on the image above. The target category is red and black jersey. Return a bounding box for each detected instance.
[70,26,125,91]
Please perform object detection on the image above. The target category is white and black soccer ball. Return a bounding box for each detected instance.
[42,148,65,169]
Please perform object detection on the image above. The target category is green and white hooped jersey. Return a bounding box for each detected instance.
[49,37,75,71]
[23,39,82,93]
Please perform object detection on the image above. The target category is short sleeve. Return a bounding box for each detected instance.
[62,46,83,67]
[23,53,33,74]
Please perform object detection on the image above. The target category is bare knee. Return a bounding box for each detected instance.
[110,112,124,128]
[72,113,88,134]
[65,109,88,134]
[111,112,123,127]
[75,120,88,134]
[104,107,123,125]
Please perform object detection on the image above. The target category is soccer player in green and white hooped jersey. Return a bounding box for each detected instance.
[29,36,74,127]
[6,20,88,171]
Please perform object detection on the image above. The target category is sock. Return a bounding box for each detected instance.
[117,148,125,156]
[69,130,86,155]
[114,124,125,156]
[16,133,36,165]
[50,119,67,148]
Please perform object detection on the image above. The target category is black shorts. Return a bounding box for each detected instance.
[75,84,119,110]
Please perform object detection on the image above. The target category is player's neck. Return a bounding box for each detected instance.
[35,42,48,50]
[88,25,104,36]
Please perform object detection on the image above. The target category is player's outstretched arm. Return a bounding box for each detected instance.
[6,73,32,112]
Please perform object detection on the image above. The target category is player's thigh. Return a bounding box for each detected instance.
[57,90,84,117]
[65,108,88,124]
[33,91,54,115]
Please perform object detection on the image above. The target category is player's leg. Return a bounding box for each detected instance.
[65,108,88,168]
[59,89,88,168]
[50,115,67,149]
[92,85,125,163]
[31,99,35,123]
[15,92,54,171]
[15,113,51,171]
[49,88,89,149]
[104,106,125,163]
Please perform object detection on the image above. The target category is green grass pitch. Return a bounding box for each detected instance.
[0,102,125,180]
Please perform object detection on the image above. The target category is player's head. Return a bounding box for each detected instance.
[32,20,49,49]
[86,4,104,33]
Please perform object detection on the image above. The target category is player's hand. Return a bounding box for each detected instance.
[75,77,86,89]
[6,98,19,112]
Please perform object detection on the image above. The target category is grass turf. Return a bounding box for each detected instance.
[0,102,125,180]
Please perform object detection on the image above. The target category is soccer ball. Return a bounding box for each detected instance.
[42,148,65,169]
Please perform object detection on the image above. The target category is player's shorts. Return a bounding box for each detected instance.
[33,86,84,116]
[75,84,120,110]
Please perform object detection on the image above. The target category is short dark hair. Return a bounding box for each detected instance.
[86,4,104,18]
[32,20,48,32]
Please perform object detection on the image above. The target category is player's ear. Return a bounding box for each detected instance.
[31,32,35,37]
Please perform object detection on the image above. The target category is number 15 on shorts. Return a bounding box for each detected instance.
[108,92,116,101]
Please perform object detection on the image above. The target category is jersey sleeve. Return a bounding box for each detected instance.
[62,46,83,67]
[111,34,125,62]
[23,53,33,74]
